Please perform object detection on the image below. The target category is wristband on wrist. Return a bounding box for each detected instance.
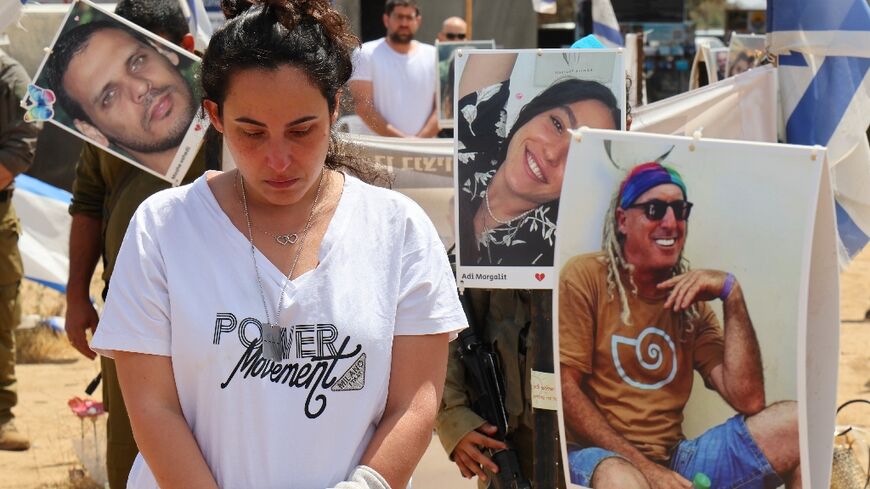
[719,273,735,301]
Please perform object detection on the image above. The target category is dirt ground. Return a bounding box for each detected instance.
[2,247,869,488]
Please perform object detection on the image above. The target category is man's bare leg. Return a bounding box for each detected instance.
[745,400,801,488]
[591,457,650,489]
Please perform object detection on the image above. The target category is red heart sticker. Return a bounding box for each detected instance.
[516,93,524,100]
[535,273,545,281]
[194,124,202,131]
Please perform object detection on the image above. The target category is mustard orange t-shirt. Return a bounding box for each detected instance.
[559,252,724,462]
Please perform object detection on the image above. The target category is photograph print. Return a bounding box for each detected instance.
[555,129,835,489]
[28,0,207,185]
[455,49,625,289]
[435,39,495,130]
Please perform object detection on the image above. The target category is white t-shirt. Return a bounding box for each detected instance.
[350,38,436,135]
[91,173,467,489]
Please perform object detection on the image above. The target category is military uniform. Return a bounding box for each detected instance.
[435,288,536,487]
[69,143,206,487]
[0,48,40,450]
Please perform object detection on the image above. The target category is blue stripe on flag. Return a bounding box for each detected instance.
[836,201,870,257]
[786,55,870,146]
[769,0,870,32]
[593,21,624,47]
[14,174,72,203]
[778,53,808,67]
[24,276,67,294]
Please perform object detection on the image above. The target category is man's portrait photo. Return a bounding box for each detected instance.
[32,0,202,181]
[554,132,832,489]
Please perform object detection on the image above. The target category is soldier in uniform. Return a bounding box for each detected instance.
[0,47,41,451]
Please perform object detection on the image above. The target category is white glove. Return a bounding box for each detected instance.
[331,465,392,489]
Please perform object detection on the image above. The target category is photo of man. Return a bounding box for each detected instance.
[32,0,202,182]
[558,161,801,488]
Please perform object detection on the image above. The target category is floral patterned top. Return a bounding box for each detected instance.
[457,80,558,267]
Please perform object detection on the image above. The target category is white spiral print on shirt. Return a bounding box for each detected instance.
[610,327,677,390]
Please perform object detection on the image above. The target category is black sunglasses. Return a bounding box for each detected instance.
[626,199,693,221]
[445,33,466,40]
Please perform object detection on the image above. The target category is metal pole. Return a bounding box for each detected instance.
[636,32,645,108]
[531,290,562,488]
[466,0,473,39]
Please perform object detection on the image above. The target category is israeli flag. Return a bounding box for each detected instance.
[769,0,870,266]
[11,175,72,293]
[592,0,624,48]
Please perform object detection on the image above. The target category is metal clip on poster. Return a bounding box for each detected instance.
[689,128,704,151]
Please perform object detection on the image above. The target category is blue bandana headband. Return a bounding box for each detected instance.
[618,162,687,209]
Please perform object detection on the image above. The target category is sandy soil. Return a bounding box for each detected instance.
[2,246,869,488]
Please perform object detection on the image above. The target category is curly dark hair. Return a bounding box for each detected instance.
[204,0,387,184]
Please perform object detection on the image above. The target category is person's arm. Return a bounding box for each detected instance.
[0,57,40,187]
[114,351,219,489]
[561,365,692,489]
[457,53,517,101]
[659,271,765,414]
[65,144,110,359]
[65,213,102,359]
[435,334,506,482]
[349,80,406,137]
[0,165,13,189]
[356,333,448,488]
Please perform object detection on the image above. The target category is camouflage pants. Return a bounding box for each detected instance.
[0,200,22,423]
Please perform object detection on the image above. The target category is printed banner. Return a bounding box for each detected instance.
[631,65,778,143]
[453,49,625,289]
[554,129,837,489]
[337,133,455,248]
[27,0,208,186]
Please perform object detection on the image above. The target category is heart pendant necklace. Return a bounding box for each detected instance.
[273,232,298,246]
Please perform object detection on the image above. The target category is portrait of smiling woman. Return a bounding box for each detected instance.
[457,52,622,267]
[90,0,467,487]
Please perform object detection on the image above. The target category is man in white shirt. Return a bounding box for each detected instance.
[350,0,438,138]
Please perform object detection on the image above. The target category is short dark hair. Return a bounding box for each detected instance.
[43,21,154,123]
[114,0,190,45]
[384,0,419,16]
[498,78,621,163]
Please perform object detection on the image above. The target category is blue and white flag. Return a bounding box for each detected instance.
[592,0,624,48]
[12,175,72,293]
[179,0,213,52]
[769,0,870,266]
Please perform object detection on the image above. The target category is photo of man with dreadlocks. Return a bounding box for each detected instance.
[557,161,802,489]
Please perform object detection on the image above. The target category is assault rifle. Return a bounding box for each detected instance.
[457,292,532,489]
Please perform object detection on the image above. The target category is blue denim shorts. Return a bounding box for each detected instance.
[567,415,784,488]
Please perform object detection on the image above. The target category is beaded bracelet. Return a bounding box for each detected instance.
[719,273,735,301]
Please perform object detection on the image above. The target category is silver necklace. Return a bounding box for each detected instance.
[239,169,326,361]
[484,188,534,226]
[234,178,300,246]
